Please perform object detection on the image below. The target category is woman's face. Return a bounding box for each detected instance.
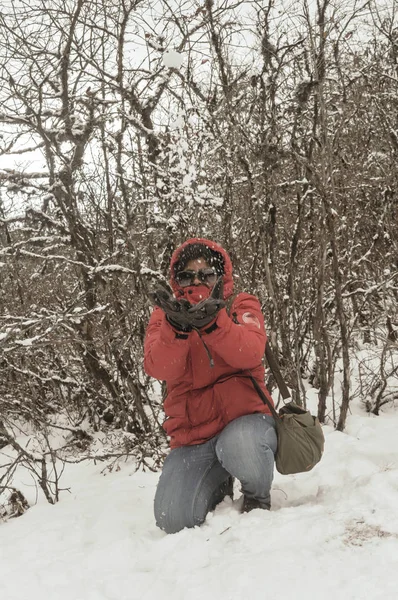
[184,258,214,287]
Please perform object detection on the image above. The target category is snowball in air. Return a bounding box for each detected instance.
[163,50,183,69]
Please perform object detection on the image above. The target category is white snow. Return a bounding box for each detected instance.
[1,402,398,600]
[162,50,184,69]
[14,336,41,346]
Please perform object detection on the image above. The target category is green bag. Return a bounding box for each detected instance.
[248,355,325,475]
[273,401,324,475]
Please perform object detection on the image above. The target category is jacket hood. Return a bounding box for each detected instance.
[169,238,234,302]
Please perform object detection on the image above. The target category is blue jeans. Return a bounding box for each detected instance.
[154,413,277,534]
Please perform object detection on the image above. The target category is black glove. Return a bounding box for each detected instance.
[149,288,192,331]
[187,277,225,329]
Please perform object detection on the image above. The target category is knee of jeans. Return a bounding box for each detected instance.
[155,484,213,534]
[218,414,277,459]
[154,495,201,535]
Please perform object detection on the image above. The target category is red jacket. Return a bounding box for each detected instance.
[144,238,274,448]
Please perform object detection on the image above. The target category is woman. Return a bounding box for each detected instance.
[144,238,277,534]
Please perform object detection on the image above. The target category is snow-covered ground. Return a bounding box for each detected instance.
[1,395,398,600]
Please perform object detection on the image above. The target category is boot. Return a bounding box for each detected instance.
[210,476,234,511]
[220,475,234,500]
[241,495,270,513]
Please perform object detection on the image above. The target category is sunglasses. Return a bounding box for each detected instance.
[176,268,218,288]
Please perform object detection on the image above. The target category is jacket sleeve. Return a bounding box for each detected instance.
[144,306,191,381]
[203,293,266,369]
